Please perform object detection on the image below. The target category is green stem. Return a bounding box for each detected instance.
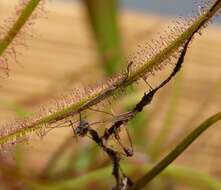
[34,163,221,190]
[164,165,221,190]
[83,0,123,75]
[0,0,40,55]
[41,136,74,177]
[0,99,30,117]
[131,112,221,190]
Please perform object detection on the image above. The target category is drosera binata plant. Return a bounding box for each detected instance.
[1,0,221,146]
[0,0,221,189]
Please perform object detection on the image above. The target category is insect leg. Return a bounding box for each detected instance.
[142,76,154,91]
[79,112,82,121]
[113,128,133,157]
[86,127,123,189]
[105,147,121,190]
[125,127,134,156]
[69,120,79,141]
[119,167,134,189]
[126,61,133,76]
[122,61,133,82]
[88,107,115,117]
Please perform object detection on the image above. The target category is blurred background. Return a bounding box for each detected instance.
[65,0,205,16]
[0,0,221,189]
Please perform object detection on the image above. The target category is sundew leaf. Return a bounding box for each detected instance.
[0,0,221,148]
[0,0,42,76]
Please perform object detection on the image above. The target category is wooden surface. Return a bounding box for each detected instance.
[0,0,221,180]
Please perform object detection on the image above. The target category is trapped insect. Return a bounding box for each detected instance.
[71,112,133,190]
[71,113,90,137]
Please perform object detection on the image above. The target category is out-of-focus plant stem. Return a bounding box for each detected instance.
[0,100,30,117]
[83,0,123,75]
[33,163,221,190]
[131,112,221,190]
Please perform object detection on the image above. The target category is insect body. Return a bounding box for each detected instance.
[71,112,133,190]
[73,120,89,137]
[120,176,133,190]
[71,112,90,138]
[102,111,135,157]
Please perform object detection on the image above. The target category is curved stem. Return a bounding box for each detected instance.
[131,112,221,190]
[34,163,221,190]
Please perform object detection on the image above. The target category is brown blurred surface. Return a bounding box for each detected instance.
[0,0,221,184]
